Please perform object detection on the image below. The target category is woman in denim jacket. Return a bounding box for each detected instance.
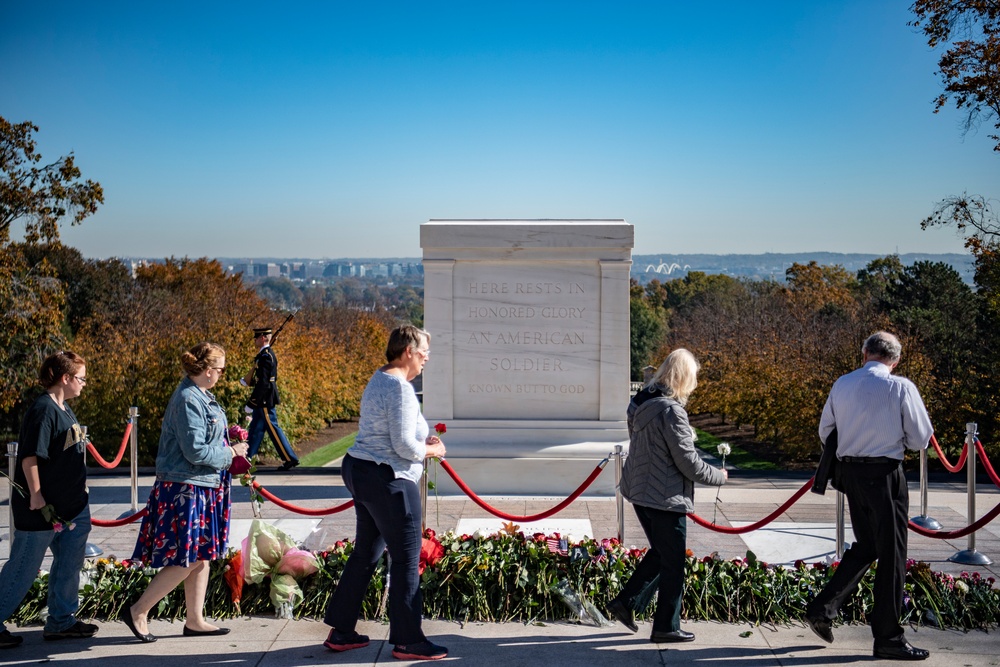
[123,342,248,643]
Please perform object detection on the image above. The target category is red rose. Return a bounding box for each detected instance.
[434,423,447,435]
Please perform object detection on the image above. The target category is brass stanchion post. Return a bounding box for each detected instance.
[5,442,16,547]
[129,407,139,512]
[81,426,103,557]
[835,490,846,560]
[949,423,992,565]
[615,443,625,543]
[910,447,941,530]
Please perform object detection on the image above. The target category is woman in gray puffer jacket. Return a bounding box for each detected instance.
[607,348,727,644]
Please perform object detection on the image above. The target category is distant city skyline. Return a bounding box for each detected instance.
[206,250,976,285]
[4,1,997,259]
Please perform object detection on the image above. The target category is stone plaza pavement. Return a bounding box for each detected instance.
[1,466,999,665]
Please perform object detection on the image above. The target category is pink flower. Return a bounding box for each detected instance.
[228,424,249,442]
[276,549,320,578]
[52,522,64,533]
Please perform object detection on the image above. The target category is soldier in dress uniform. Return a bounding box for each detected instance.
[241,327,299,470]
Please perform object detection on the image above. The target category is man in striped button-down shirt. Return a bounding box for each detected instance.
[806,331,933,662]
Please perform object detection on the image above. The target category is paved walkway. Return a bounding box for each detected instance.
[1,467,998,665]
[1,617,997,665]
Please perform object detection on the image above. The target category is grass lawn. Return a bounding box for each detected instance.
[299,432,357,467]
[693,428,779,471]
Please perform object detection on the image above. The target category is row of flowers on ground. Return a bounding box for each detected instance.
[9,529,999,630]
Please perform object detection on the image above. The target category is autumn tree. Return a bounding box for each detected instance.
[666,265,890,460]
[72,259,270,463]
[0,116,104,245]
[911,1,1000,151]
[0,246,66,429]
[883,261,980,448]
[0,118,103,432]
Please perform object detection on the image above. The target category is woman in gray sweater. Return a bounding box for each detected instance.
[608,348,727,643]
[322,325,448,661]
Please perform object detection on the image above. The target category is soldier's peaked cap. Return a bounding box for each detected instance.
[253,327,273,336]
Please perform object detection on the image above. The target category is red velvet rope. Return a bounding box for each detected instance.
[91,508,147,527]
[975,439,1000,489]
[251,482,355,515]
[908,499,1000,539]
[439,458,608,522]
[86,421,134,469]
[930,434,968,473]
[687,477,815,533]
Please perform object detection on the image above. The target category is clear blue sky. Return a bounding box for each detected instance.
[3,1,996,259]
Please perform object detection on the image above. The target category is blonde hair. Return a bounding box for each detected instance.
[649,348,700,405]
[181,342,225,376]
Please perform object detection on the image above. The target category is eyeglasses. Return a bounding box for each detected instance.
[210,367,226,374]
[414,347,430,358]
[73,376,87,385]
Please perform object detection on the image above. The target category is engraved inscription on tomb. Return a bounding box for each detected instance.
[453,263,600,419]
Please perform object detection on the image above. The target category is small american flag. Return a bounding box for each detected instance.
[546,536,568,556]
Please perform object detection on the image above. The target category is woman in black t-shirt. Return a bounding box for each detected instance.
[0,351,98,649]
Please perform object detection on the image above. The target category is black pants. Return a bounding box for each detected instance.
[324,454,425,645]
[808,460,908,646]
[617,504,687,633]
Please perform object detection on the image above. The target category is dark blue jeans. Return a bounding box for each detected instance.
[0,505,92,633]
[324,454,425,645]
[617,504,687,633]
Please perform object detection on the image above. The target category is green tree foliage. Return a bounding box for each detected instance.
[629,279,668,380]
[885,262,979,446]
[256,276,303,310]
[18,243,133,335]
[910,0,1000,152]
[0,116,104,244]
[919,198,1000,452]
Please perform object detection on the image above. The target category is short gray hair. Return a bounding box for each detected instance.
[863,331,901,363]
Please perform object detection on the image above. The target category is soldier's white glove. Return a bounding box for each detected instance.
[244,405,254,415]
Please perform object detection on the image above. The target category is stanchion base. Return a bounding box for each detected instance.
[117,509,140,520]
[949,549,993,566]
[84,543,104,558]
[910,515,942,531]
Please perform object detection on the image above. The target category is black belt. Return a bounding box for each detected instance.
[839,456,900,464]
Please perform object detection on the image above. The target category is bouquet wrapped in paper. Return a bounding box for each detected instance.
[240,519,320,618]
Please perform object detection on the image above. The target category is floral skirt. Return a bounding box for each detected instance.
[132,474,231,567]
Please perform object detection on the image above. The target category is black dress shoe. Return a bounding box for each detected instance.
[43,621,99,640]
[279,460,299,471]
[873,642,929,661]
[805,616,834,643]
[651,630,695,643]
[183,626,231,637]
[607,598,638,633]
[122,610,157,643]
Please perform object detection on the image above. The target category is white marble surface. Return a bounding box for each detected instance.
[421,220,633,494]
[456,518,595,540]
[230,518,323,549]
[733,521,857,565]
[453,261,601,419]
